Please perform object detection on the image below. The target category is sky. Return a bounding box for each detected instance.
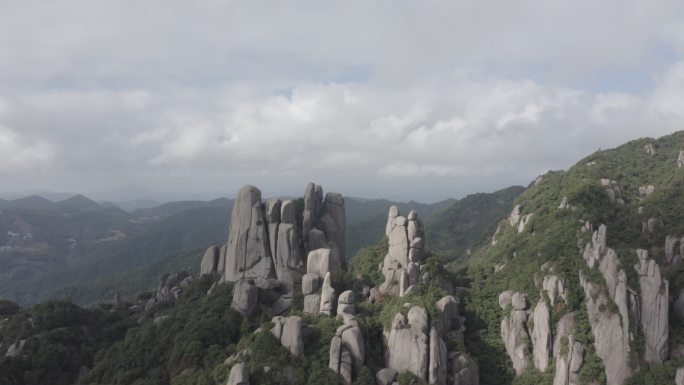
[1,1,684,202]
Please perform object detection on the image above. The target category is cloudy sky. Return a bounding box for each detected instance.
[1,1,684,202]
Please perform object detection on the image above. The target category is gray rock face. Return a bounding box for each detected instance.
[509,205,523,226]
[552,336,584,385]
[679,150,684,168]
[579,226,631,385]
[231,279,257,316]
[330,316,364,384]
[303,183,321,250]
[5,339,25,357]
[451,352,479,385]
[436,295,460,335]
[306,248,341,280]
[634,249,669,364]
[265,198,281,261]
[429,327,447,385]
[337,290,355,317]
[386,306,429,382]
[517,214,533,233]
[677,367,684,385]
[200,245,221,276]
[303,294,321,314]
[320,272,336,315]
[500,291,531,375]
[301,273,320,296]
[224,185,274,282]
[542,274,567,306]
[553,313,576,358]
[271,316,304,357]
[386,206,399,235]
[320,192,346,266]
[531,299,551,372]
[308,228,327,251]
[376,368,397,385]
[274,201,301,296]
[227,362,250,385]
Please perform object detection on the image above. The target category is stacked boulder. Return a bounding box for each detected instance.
[303,183,346,266]
[386,306,430,381]
[380,207,426,296]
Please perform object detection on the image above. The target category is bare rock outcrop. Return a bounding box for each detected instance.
[677,367,684,385]
[224,185,274,282]
[600,179,625,207]
[200,245,221,276]
[231,279,258,316]
[542,274,567,306]
[531,299,551,372]
[580,225,631,385]
[450,352,479,385]
[634,249,668,364]
[271,316,304,357]
[644,143,657,155]
[678,150,684,168]
[518,214,533,233]
[273,200,301,296]
[227,362,250,385]
[553,313,575,358]
[552,336,584,385]
[429,326,447,385]
[509,205,523,226]
[319,272,336,315]
[386,306,429,381]
[337,290,355,317]
[380,207,425,296]
[330,316,365,384]
[500,292,531,375]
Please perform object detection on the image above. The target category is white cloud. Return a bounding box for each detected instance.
[0,2,683,200]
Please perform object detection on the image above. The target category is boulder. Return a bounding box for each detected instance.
[340,324,365,370]
[677,367,684,385]
[227,362,250,385]
[302,273,320,296]
[386,206,399,236]
[224,185,274,282]
[329,335,342,372]
[436,295,459,334]
[231,279,257,316]
[340,349,353,384]
[200,245,221,276]
[498,291,514,309]
[304,294,321,314]
[511,292,527,310]
[531,299,551,372]
[634,249,669,364]
[282,316,304,357]
[320,272,336,315]
[376,368,397,385]
[337,290,355,316]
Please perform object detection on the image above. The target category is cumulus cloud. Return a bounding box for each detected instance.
[0,1,683,200]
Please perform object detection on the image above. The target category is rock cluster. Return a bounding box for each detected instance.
[580,225,631,385]
[600,179,625,207]
[644,143,657,155]
[384,300,477,385]
[329,315,365,384]
[499,291,531,375]
[153,273,193,305]
[271,316,304,357]
[379,207,425,296]
[638,185,655,198]
[202,183,346,317]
